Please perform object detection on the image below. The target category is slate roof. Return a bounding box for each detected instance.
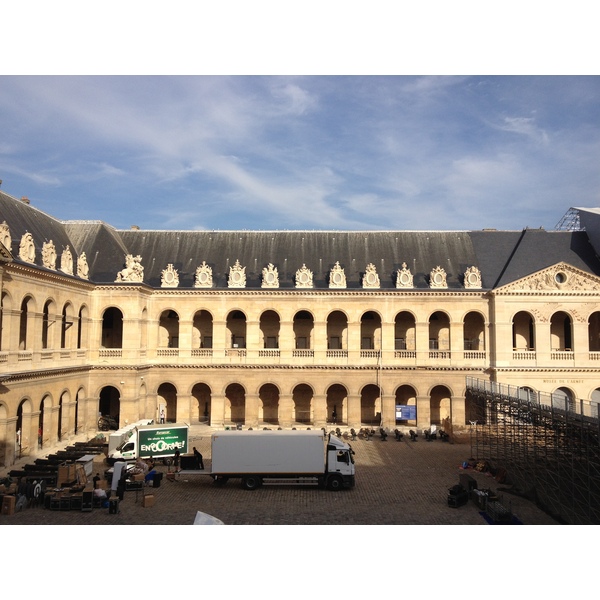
[2,190,600,290]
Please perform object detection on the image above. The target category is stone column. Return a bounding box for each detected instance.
[0,417,19,466]
[380,392,396,430]
[313,319,327,360]
[450,321,463,362]
[416,395,431,430]
[213,319,228,359]
[210,392,225,428]
[174,392,191,423]
[279,393,293,428]
[450,395,465,430]
[313,394,327,428]
[245,393,259,428]
[347,320,361,361]
[534,318,550,365]
[381,321,395,363]
[178,318,193,359]
[415,320,429,364]
[279,319,294,360]
[347,393,361,428]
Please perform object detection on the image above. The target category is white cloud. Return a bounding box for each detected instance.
[498,116,549,144]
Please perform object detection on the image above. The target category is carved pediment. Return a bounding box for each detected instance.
[261,263,279,288]
[329,261,346,288]
[464,266,482,289]
[498,262,600,293]
[362,263,380,289]
[295,264,313,288]
[429,266,447,289]
[396,262,413,288]
[194,261,213,288]
[228,259,246,288]
[161,264,179,288]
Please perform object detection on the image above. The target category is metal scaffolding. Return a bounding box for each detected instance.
[465,377,600,525]
[554,207,583,231]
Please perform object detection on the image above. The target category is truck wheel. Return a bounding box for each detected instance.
[327,475,343,491]
[242,475,261,490]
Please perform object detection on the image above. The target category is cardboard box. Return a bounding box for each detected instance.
[142,494,154,508]
[132,473,145,481]
[2,495,16,515]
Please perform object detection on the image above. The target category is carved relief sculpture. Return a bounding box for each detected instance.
[61,245,74,275]
[77,252,89,280]
[464,266,482,289]
[161,263,180,288]
[116,254,144,282]
[0,221,12,251]
[362,263,380,288]
[295,264,313,288]
[19,232,36,263]
[396,262,414,288]
[501,263,600,293]
[42,240,57,270]
[261,263,279,288]
[329,261,346,288]
[429,266,448,289]
[228,259,246,288]
[194,261,213,288]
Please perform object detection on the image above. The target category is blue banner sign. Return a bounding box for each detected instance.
[395,405,416,420]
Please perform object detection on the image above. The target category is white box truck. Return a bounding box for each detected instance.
[200,429,355,490]
[108,419,154,457]
[107,423,189,464]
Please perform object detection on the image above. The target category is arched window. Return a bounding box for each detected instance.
[550,311,573,351]
[512,311,535,351]
[101,307,124,348]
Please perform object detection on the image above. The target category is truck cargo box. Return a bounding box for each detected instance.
[211,430,327,475]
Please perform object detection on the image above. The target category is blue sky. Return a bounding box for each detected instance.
[1,6,598,234]
[1,76,599,233]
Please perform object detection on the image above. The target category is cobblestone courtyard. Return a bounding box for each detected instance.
[1,428,560,526]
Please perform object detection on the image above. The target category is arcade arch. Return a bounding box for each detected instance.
[326,384,347,424]
[292,384,313,424]
[360,384,381,425]
[259,383,279,424]
[158,382,178,422]
[192,382,211,423]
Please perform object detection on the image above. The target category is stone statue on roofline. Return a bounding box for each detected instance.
[116,254,144,282]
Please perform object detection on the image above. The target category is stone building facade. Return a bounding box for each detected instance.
[1,191,600,466]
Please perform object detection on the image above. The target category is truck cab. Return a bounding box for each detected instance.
[111,438,137,462]
[325,435,355,489]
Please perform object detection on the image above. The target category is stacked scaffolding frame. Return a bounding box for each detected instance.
[466,377,600,525]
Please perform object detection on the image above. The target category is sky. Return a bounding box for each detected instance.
[1,75,598,233]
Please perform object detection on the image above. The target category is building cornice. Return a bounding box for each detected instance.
[7,262,95,291]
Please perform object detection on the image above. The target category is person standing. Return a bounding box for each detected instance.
[193,447,204,470]
[173,448,180,473]
[160,409,165,424]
